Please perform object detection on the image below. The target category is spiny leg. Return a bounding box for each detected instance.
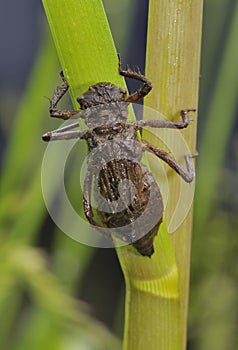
[83,171,105,228]
[83,172,115,245]
[118,54,152,103]
[141,140,197,183]
[49,71,79,120]
[133,109,196,130]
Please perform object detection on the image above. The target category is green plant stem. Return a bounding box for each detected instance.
[42,0,126,106]
[118,1,203,349]
[146,0,203,347]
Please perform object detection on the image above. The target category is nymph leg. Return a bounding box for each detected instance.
[118,54,152,103]
[49,71,79,120]
[141,140,197,183]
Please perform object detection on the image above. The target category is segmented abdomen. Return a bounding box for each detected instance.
[95,159,163,257]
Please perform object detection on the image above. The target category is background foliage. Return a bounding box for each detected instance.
[0,1,238,349]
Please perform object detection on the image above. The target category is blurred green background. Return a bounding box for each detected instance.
[0,1,238,349]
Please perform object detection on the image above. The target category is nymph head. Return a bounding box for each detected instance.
[77,82,127,109]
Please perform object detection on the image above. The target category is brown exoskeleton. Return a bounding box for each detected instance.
[42,55,196,257]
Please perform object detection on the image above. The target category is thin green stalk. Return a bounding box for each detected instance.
[41,0,128,293]
[42,0,126,106]
[118,1,203,349]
